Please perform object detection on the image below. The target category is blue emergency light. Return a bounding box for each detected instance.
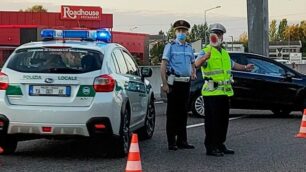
[40,29,112,42]
[96,29,112,42]
[40,29,57,38]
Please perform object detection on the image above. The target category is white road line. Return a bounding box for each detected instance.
[187,123,204,128]
[154,101,164,104]
[187,116,247,129]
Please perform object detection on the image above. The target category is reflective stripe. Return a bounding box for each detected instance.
[300,127,306,133]
[217,80,232,85]
[174,77,190,82]
[202,84,232,91]
[203,70,224,76]
[125,161,142,171]
[129,143,140,152]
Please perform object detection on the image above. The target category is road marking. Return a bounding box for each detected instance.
[187,116,246,129]
[187,123,204,128]
[154,101,164,104]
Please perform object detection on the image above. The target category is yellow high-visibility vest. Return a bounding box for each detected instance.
[201,45,234,97]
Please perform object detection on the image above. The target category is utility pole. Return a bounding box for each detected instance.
[247,0,269,56]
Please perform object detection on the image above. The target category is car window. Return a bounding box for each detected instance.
[247,57,286,76]
[113,49,128,74]
[7,48,103,73]
[230,53,248,65]
[122,51,139,76]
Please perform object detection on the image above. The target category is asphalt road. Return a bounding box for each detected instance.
[0,103,306,172]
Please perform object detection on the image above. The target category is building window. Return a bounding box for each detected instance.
[269,49,276,53]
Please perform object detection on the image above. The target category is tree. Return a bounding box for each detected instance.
[166,24,175,41]
[189,24,199,42]
[299,20,306,42]
[189,24,208,43]
[150,41,165,65]
[299,20,306,56]
[284,24,300,41]
[20,5,47,12]
[278,19,288,41]
[269,20,278,41]
[239,32,248,52]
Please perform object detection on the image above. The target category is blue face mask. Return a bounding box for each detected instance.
[176,33,187,41]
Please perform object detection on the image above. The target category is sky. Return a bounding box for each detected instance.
[1,0,305,41]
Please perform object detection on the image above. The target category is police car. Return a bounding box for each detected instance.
[0,29,155,157]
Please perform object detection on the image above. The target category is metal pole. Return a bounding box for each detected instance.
[229,36,234,51]
[247,0,269,56]
[203,6,221,47]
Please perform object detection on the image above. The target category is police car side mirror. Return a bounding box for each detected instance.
[141,67,152,78]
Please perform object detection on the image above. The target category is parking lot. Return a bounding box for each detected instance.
[0,103,305,172]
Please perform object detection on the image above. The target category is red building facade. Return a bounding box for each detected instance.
[0,7,149,66]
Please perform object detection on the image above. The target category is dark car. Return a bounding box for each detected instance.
[189,52,306,117]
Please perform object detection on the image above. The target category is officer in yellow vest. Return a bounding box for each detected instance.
[195,23,254,156]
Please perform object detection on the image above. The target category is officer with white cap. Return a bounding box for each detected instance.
[195,23,254,156]
[161,20,196,151]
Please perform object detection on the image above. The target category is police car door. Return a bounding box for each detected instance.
[121,50,147,125]
[112,49,146,126]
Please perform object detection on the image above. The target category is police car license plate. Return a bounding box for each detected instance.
[29,85,71,97]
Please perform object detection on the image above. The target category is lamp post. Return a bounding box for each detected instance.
[229,36,234,51]
[204,5,221,46]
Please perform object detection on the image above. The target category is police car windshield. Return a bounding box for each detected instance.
[7,48,103,74]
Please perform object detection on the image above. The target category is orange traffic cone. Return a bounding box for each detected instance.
[125,133,142,172]
[296,109,306,138]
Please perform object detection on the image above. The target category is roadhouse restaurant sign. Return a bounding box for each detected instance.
[61,5,102,21]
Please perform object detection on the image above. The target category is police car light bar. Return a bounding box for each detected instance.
[40,29,112,43]
[96,29,112,43]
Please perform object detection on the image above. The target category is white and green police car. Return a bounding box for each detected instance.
[0,29,155,157]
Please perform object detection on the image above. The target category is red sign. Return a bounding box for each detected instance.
[61,5,102,21]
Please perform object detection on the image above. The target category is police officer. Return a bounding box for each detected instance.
[195,23,254,156]
[160,20,196,151]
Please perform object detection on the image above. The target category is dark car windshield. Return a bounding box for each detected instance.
[7,48,103,73]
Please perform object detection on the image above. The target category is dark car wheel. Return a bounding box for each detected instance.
[138,98,155,140]
[0,136,17,155]
[191,94,205,118]
[110,106,131,158]
[272,109,291,117]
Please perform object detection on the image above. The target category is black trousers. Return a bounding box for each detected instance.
[203,95,230,151]
[166,81,190,146]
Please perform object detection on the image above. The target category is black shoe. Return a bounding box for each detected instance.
[168,145,178,151]
[206,149,224,157]
[177,143,195,149]
[219,145,235,154]
[221,148,235,154]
